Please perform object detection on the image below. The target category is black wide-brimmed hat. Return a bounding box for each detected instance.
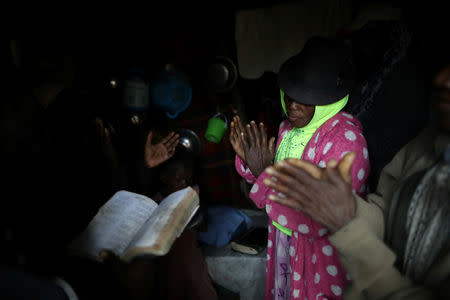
[278,36,355,106]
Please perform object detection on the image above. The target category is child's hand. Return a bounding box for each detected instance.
[144,131,179,168]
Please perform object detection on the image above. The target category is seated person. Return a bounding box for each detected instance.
[0,37,180,300]
[152,152,218,300]
[153,153,198,202]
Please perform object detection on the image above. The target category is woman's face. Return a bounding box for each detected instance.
[284,94,315,128]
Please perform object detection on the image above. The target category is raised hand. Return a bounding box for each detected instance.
[95,117,118,166]
[263,152,356,233]
[144,131,179,168]
[229,115,246,162]
[240,120,275,177]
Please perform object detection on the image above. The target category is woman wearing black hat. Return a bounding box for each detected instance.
[230,36,370,300]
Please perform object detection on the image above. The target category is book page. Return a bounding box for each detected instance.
[124,187,199,257]
[177,205,200,238]
[68,190,158,260]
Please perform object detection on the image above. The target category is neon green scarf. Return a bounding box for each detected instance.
[275,90,348,162]
[272,90,349,235]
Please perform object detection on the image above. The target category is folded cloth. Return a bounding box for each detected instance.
[197,205,253,247]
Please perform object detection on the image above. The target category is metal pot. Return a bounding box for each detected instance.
[175,128,203,157]
[204,56,238,93]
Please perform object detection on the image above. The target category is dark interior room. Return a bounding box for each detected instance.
[1,1,449,299]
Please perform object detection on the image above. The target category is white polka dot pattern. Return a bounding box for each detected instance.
[298,224,309,234]
[314,272,320,284]
[363,147,368,159]
[359,184,366,193]
[308,147,316,159]
[345,130,356,141]
[331,285,342,296]
[358,169,365,180]
[290,246,296,257]
[260,114,365,300]
[250,183,259,193]
[340,151,350,158]
[318,228,328,237]
[342,112,353,119]
[278,215,288,226]
[323,142,333,154]
[327,265,338,276]
[322,245,333,256]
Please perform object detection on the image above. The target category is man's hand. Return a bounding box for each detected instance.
[263,153,356,233]
[229,115,246,162]
[144,131,179,168]
[240,120,275,177]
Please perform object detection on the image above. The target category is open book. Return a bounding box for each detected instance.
[68,186,199,262]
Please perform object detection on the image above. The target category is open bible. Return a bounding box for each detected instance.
[68,186,199,262]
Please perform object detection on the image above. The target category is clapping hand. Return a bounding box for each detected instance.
[263,152,356,233]
[240,120,275,178]
[229,115,246,162]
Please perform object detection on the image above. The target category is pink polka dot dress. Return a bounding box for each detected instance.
[235,112,370,300]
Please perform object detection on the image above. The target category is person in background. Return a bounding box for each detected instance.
[264,62,450,299]
[0,36,179,300]
[230,36,370,300]
[151,152,218,300]
[342,19,429,192]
